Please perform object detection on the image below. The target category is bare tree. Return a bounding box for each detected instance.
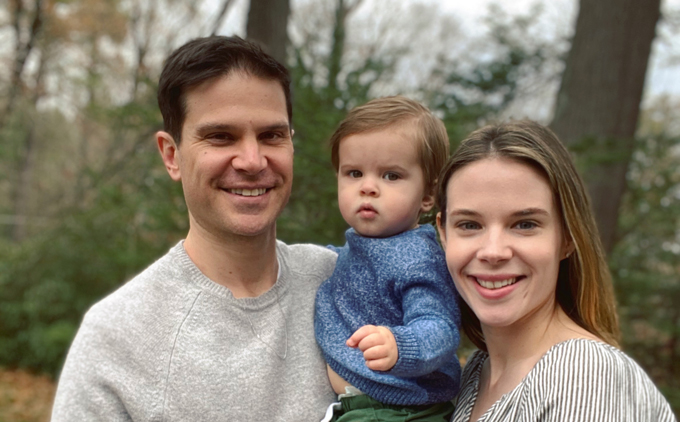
[246,0,291,64]
[550,0,661,254]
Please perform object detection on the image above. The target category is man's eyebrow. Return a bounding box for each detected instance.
[194,121,291,134]
[194,123,238,134]
[259,122,291,132]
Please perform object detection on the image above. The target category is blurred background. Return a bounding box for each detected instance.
[0,0,679,420]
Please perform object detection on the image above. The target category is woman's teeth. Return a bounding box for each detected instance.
[476,277,518,290]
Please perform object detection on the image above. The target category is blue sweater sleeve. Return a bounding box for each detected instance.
[386,261,461,377]
[326,244,346,254]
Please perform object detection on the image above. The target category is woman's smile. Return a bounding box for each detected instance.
[438,157,570,329]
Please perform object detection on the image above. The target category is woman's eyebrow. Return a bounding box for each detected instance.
[448,209,481,217]
[511,208,550,217]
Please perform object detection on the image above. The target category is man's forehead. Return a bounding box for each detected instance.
[181,72,289,133]
[186,70,284,99]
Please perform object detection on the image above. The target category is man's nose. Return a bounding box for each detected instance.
[232,138,267,174]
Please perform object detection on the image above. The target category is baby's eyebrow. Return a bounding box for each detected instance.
[381,165,408,173]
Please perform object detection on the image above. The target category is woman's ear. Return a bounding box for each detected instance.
[562,236,575,260]
[436,212,446,250]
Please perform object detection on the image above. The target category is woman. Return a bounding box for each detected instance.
[436,121,676,422]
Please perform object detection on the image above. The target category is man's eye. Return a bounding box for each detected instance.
[383,172,400,181]
[206,133,232,142]
[348,170,362,178]
[260,131,283,141]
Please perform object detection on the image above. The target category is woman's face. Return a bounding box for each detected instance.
[437,157,571,330]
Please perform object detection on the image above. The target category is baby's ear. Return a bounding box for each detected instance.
[420,184,436,213]
[421,193,435,213]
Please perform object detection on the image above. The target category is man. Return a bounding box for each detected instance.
[51,36,337,421]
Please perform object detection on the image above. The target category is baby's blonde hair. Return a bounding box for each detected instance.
[330,96,449,194]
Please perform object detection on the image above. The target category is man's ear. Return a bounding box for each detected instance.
[156,131,181,181]
[436,212,446,250]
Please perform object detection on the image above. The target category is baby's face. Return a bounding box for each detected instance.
[336,126,433,238]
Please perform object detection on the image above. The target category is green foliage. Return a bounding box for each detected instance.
[609,121,680,403]
[0,92,187,375]
[0,166,186,375]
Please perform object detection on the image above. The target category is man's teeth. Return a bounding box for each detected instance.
[476,277,518,290]
[229,188,267,196]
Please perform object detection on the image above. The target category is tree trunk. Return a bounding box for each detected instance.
[245,0,290,65]
[550,0,660,255]
[11,125,38,242]
[0,0,44,131]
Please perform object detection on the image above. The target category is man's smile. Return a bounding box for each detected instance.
[226,188,269,197]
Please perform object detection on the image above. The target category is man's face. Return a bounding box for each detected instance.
[158,72,294,241]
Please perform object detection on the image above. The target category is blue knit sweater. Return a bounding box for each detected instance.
[314,225,461,406]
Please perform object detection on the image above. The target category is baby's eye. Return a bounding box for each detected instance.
[348,170,362,178]
[382,172,400,181]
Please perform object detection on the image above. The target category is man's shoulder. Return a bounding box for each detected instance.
[276,240,338,281]
[84,242,194,328]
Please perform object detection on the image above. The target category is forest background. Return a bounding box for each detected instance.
[0,0,679,420]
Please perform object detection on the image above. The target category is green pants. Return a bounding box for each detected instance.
[329,394,455,422]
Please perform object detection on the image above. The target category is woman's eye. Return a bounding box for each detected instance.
[348,170,362,178]
[516,221,537,230]
[458,221,480,230]
[383,172,400,181]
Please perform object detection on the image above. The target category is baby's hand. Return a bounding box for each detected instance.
[346,325,398,371]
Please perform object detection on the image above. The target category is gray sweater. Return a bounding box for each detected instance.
[51,240,338,421]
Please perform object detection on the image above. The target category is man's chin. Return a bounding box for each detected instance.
[221,215,280,239]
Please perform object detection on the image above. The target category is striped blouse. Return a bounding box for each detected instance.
[451,339,676,422]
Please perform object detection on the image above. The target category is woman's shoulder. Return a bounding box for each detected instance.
[526,338,676,421]
[535,338,643,375]
[528,338,650,387]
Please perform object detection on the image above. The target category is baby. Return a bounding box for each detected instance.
[315,96,461,421]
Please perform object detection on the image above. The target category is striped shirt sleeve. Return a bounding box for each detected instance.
[452,340,677,422]
[524,340,676,422]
